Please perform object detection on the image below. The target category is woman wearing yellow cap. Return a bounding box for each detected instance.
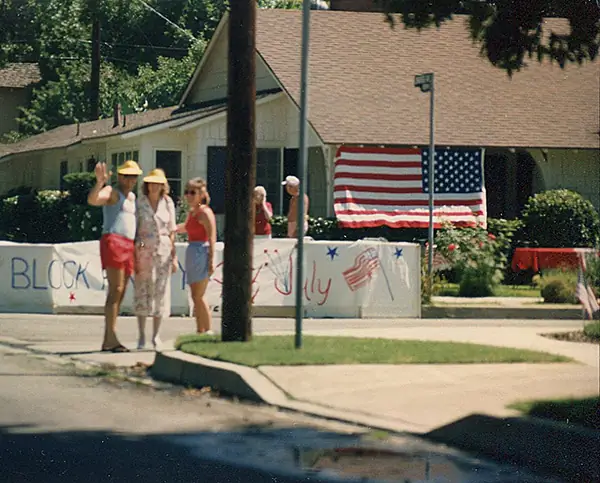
[88,160,142,352]
[133,168,178,350]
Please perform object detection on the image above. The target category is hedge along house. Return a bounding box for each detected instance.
[0,10,598,235]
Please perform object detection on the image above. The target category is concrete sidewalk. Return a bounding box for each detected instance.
[7,322,597,435]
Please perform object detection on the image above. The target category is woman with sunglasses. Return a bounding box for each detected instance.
[88,160,142,353]
[179,178,216,334]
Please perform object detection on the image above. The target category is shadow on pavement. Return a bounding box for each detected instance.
[426,413,600,483]
[0,424,563,483]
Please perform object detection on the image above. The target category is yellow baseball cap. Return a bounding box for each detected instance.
[143,168,168,184]
[117,160,143,175]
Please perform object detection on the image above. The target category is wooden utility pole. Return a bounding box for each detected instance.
[90,0,101,120]
[221,1,256,342]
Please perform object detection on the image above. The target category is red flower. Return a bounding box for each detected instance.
[479,241,484,248]
[488,233,496,240]
[448,243,457,252]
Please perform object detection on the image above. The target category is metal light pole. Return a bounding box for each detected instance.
[414,73,435,293]
[294,0,312,349]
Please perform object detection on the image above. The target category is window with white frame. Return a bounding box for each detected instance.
[59,160,68,190]
[206,147,301,216]
[155,150,182,205]
[256,148,282,214]
[110,150,139,183]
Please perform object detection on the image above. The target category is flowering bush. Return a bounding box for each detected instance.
[434,223,505,297]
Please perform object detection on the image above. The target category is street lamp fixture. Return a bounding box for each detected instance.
[414,72,436,295]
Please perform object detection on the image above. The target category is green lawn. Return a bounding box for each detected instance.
[509,396,600,430]
[175,334,569,367]
[438,283,540,298]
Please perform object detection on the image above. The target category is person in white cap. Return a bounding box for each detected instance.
[282,175,309,238]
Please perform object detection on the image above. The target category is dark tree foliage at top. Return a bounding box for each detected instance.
[381,0,600,74]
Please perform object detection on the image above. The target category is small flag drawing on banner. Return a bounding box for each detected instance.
[343,248,380,291]
[334,146,486,229]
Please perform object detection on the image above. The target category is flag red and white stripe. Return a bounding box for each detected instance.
[342,248,380,291]
[334,146,486,229]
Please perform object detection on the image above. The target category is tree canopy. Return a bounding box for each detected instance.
[0,0,598,141]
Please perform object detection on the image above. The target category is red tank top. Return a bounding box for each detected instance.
[185,213,208,242]
[255,202,272,235]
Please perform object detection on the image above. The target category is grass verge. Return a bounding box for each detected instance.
[438,283,540,298]
[508,396,600,430]
[175,334,569,367]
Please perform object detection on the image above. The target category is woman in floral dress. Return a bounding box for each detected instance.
[134,169,178,350]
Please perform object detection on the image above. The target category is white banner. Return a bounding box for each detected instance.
[0,239,421,318]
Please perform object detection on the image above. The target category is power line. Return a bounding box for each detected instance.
[134,0,200,43]
[73,38,190,51]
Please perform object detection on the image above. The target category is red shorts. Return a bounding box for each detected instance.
[100,234,135,276]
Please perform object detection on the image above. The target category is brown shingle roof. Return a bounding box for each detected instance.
[0,90,280,160]
[0,103,227,160]
[256,10,600,148]
[0,63,41,88]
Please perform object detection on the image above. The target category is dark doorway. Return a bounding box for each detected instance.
[484,152,509,218]
[515,151,536,215]
[484,150,537,219]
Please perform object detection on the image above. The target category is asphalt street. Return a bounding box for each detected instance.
[1,344,375,483]
[1,313,575,482]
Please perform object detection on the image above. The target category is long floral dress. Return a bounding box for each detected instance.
[134,195,177,318]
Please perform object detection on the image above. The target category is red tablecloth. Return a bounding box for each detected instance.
[511,248,599,272]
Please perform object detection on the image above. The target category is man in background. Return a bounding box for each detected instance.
[282,175,309,238]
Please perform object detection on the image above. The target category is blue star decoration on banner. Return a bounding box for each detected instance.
[326,246,339,260]
[394,247,403,259]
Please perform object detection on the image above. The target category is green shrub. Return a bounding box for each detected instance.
[538,269,577,304]
[434,223,504,297]
[420,248,446,304]
[0,190,71,243]
[583,253,600,294]
[583,322,600,340]
[63,172,97,205]
[175,197,189,242]
[66,205,102,241]
[521,190,600,248]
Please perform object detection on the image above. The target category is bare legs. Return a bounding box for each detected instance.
[190,279,211,333]
[137,316,163,349]
[102,267,127,350]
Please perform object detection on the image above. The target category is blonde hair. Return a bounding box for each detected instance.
[142,181,170,198]
[254,186,267,198]
[186,177,210,205]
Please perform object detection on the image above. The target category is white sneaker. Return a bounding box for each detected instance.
[204,330,215,336]
[152,335,163,350]
[137,336,146,350]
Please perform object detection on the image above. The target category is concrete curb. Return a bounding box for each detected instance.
[151,349,425,434]
[422,305,583,320]
[426,413,600,482]
[151,347,599,482]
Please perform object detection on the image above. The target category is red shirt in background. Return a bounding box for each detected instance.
[255,202,272,236]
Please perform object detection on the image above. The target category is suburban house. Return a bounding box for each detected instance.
[0,63,41,138]
[0,10,598,238]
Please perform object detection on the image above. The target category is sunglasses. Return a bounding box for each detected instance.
[122,174,138,180]
[184,190,198,195]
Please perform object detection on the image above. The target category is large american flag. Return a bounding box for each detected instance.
[333,146,486,229]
